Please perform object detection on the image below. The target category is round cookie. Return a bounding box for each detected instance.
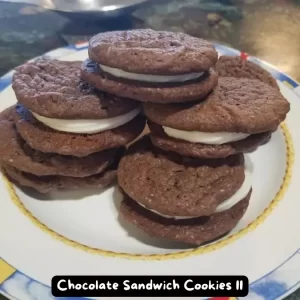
[144,77,290,134]
[3,165,117,194]
[88,29,218,74]
[12,59,139,119]
[216,55,279,89]
[118,136,245,217]
[81,59,218,104]
[120,191,250,245]
[148,121,272,159]
[0,106,124,177]
[14,104,146,157]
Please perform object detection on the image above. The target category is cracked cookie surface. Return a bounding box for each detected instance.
[118,136,245,217]
[89,29,218,74]
[12,59,138,119]
[144,77,290,133]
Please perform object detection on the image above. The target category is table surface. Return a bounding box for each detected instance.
[0,0,299,299]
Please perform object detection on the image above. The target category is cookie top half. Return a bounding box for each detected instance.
[118,136,245,217]
[12,59,138,119]
[144,77,290,134]
[88,29,218,75]
[216,55,279,89]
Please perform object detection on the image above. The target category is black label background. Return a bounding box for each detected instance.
[52,275,249,297]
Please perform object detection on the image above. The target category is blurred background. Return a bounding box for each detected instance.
[0,0,299,81]
[0,0,299,299]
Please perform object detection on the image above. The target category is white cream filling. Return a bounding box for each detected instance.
[100,64,204,83]
[137,160,252,219]
[163,126,250,145]
[31,108,140,134]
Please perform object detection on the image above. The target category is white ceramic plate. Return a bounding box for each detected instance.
[0,42,300,300]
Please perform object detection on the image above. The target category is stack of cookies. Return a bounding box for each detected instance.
[81,29,290,245]
[0,60,145,193]
[0,28,290,247]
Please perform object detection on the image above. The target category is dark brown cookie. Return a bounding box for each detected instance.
[216,56,279,89]
[0,106,124,177]
[0,106,15,121]
[81,59,218,104]
[12,59,139,119]
[14,104,146,157]
[89,29,218,74]
[148,121,272,159]
[120,191,250,245]
[3,165,116,194]
[144,77,290,134]
[118,136,245,217]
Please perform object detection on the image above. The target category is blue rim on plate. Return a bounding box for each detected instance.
[0,42,300,300]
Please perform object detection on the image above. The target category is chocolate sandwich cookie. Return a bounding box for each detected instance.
[81,60,218,104]
[12,59,139,119]
[144,77,289,158]
[118,137,249,218]
[0,106,124,177]
[3,165,117,194]
[14,104,145,157]
[89,29,218,74]
[82,29,218,104]
[148,122,272,159]
[216,55,279,89]
[120,191,250,245]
